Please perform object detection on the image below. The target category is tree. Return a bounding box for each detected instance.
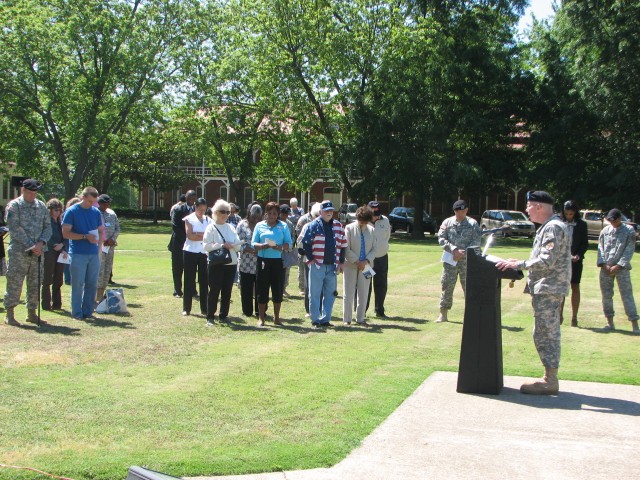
[116,121,197,223]
[550,0,640,209]
[236,0,398,197]
[355,0,527,236]
[0,0,193,200]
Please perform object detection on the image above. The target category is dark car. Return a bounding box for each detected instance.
[389,207,438,234]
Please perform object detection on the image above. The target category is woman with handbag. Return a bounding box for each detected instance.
[182,198,211,316]
[203,199,242,325]
[251,202,293,327]
[236,204,263,318]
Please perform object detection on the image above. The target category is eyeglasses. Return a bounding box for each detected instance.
[218,210,231,215]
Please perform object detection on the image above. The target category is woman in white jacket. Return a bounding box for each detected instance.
[203,199,242,325]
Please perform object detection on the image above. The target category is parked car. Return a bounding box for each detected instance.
[338,203,358,225]
[480,210,536,238]
[580,210,639,238]
[388,207,438,234]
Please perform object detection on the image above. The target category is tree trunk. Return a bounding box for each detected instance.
[412,187,425,239]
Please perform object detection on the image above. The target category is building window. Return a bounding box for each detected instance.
[220,185,228,201]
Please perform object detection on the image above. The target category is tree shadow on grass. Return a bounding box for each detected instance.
[385,316,428,324]
[334,323,420,333]
[502,325,525,332]
[109,284,138,290]
[81,316,135,329]
[18,323,82,336]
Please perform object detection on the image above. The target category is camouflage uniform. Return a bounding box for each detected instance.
[3,196,52,309]
[97,208,120,290]
[597,223,639,322]
[437,216,481,309]
[519,214,571,369]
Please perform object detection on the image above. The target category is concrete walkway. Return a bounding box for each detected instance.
[189,371,640,480]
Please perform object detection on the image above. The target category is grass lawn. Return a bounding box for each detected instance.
[1,220,638,480]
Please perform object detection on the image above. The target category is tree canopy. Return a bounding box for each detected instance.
[0,0,637,216]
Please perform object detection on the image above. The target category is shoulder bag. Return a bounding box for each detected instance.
[208,225,232,265]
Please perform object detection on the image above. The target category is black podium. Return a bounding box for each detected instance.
[456,247,523,394]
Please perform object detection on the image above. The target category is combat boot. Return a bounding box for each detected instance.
[26,309,40,324]
[5,307,19,326]
[436,308,448,323]
[520,368,559,395]
[603,316,615,331]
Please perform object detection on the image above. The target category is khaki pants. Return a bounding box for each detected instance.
[342,264,371,324]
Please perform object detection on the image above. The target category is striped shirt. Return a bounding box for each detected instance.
[301,217,347,268]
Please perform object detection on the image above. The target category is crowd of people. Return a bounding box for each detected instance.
[2,181,638,395]
[168,195,391,328]
[2,180,120,325]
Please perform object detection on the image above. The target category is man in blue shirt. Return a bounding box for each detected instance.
[62,187,104,320]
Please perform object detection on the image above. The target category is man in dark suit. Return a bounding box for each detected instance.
[560,200,589,327]
[169,190,196,297]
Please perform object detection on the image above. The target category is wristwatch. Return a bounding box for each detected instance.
[82,234,86,240]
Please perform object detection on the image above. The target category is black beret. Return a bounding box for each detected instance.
[453,200,467,210]
[526,191,554,205]
[22,179,43,191]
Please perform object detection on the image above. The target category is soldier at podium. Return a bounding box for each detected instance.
[496,191,571,395]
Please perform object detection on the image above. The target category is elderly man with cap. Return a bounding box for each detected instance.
[597,208,640,334]
[497,191,571,394]
[436,199,481,323]
[3,179,52,326]
[301,200,347,328]
[366,201,391,318]
[96,194,120,303]
[169,190,196,297]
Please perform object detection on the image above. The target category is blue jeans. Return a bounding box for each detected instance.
[309,263,337,325]
[70,253,100,318]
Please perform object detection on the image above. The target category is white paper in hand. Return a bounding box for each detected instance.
[441,251,457,266]
[57,252,71,264]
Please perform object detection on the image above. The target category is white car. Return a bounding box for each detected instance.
[480,210,536,238]
[338,203,357,225]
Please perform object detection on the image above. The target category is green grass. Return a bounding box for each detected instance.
[1,222,638,479]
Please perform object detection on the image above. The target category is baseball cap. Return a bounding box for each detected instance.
[321,201,335,211]
[606,208,622,221]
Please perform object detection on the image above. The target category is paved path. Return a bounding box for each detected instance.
[189,371,640,480]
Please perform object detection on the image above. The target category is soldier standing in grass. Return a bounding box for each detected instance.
[96,194,120,304]
[497,191,571,395]
[436,199,481,323]
[3,179,52,326]
[597,208,640,334]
